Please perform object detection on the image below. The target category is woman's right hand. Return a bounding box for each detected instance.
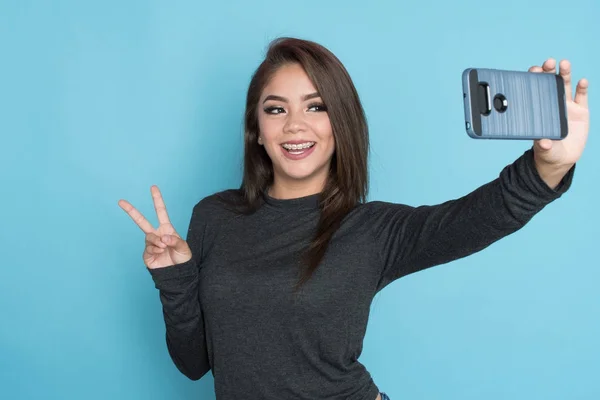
[118,185,192,269]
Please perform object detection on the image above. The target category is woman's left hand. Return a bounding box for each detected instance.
[529,59,589,187]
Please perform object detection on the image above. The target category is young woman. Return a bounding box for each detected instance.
[118,37,589,400]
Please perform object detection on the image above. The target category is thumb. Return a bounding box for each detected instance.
[161,234,190,253]
[534,138,554,151]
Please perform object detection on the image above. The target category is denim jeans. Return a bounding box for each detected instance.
[380,392,391,400]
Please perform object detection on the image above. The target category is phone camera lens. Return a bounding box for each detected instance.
[493,94,508,113]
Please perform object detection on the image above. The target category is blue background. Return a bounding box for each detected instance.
[1,0,598,399]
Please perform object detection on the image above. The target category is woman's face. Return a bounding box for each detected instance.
[257,63,335,197]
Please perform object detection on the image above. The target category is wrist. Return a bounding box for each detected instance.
[533,154,573,190]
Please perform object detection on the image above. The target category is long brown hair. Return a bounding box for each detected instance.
[221,37,369,290]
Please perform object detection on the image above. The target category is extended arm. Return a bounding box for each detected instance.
[372,148,575,291]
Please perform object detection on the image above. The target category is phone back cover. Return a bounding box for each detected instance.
[464,68,567,139]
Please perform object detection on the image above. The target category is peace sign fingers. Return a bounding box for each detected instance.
[119,186,191,269]
[151,185,171,226]
[118,198,155,234]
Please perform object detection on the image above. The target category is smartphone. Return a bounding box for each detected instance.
[462,68,568,140]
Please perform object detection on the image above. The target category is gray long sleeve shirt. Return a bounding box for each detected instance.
[148,148,575,400]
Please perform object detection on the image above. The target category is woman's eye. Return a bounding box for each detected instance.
[264,106,285,114]
[308,103,327,112]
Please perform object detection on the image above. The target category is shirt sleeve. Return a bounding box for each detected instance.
[371,148,576,292]
[146,201,211,380]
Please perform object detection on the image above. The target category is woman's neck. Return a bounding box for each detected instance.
[267,177,326,200]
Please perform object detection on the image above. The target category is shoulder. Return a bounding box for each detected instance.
[345,200,426,240]
[185,188,243,245]
[181,189,242,257]
[195,188,244,208]
[351,199,415,219]
[192,188,244,218]
[337,200,415,237]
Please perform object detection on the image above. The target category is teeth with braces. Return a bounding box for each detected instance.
[281,142,315,150]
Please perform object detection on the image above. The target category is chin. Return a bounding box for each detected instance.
[281,164,329,182]
[284,169,319,181]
